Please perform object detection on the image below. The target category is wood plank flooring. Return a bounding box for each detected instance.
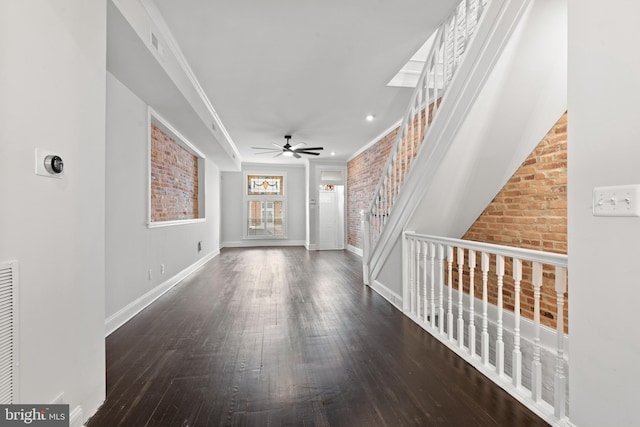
[87,247,547,427]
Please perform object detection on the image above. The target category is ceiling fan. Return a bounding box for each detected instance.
[252,135,324,159]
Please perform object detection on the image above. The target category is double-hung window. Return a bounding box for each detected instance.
[244,173,286,238]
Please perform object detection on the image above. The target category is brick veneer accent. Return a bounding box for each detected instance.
[347,104,435,248]
[460,112,568,331]
[347,128,398,248]
[150,124,199,222]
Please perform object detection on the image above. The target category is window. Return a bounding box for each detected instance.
[244,173,286,238]
[148,108,206,228]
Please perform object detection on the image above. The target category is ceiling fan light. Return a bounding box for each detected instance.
[283,151,294,157]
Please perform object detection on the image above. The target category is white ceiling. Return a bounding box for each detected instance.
[135,0,458,164]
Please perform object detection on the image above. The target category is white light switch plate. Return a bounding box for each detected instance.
[593,185,640,217]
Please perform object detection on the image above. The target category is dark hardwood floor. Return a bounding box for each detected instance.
[87,247,547,427]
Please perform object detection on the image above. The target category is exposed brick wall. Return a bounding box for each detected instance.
[460,112,568,331]
[347,128,398,248]
[150,124,199,222]
[347,103,436,248]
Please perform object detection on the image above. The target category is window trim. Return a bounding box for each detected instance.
[147,107,206,228]
[243,171,288,239]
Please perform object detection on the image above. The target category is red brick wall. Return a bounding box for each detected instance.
[150,124,199,222]
[347,128,398,248]
[347,104,435,248]
[460,112,568,330]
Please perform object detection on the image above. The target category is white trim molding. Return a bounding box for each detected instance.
[222,240,306,248]
[346,244,363,257]
[105,250,218,336]
[348,118,403,161]
[371,280,403,311]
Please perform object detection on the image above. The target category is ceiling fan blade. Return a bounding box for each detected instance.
[295,147,323,151]
[273,152,283,158]
[290,142,306,150]
[293,152,301,159]
[272,143,283,149]
[297,151,320,156]
[254,151,280,155]
[252,146,280,151]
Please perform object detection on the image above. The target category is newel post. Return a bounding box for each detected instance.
[360,210,370,285]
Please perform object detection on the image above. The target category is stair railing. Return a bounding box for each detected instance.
[403,231,569,424]
[362,0,489,276]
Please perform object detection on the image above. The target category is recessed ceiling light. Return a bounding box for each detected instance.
[330,152,336,156]
[366,114,375,122]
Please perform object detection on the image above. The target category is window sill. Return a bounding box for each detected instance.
[148,218,206,229]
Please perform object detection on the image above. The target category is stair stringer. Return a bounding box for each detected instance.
[368,0,533,283]
[368,0,567,285]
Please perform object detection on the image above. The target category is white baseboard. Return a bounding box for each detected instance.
[222,240,306,248]
[70,406,83,427]
[105,250,218,336]
[305,242,317,251]
[371,280,403,311]
[346,244,363,256]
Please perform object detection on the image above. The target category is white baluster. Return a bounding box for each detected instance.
[447,246,454,340]
[410,104,417,161]
[374,201,379,241]
[554,266,567,419]
[468,250,476,357]
[415,239,421,318]
[429,242,436,329]
[361,211,371,285]
[531,262,543,402]
[410,238,415,316]
[496,255,505,376]
[401,127,406,185]
[457,247,465,348]
[481,252,490,365]
[438,244,445,335]
[423,241,428,324]
[452,3,459,76]
[512,258,523,388]
[417,85,423,147]
[382,190,386,227]
[464,0,470,57]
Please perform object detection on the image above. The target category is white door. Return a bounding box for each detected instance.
[318,186,344,250]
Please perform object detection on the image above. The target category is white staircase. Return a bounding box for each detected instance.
[362,0,566,285]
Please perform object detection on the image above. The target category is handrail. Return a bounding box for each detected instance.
[364,0,489,261]
[405,232,568,267]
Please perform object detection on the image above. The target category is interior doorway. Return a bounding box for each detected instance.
[318,184,345,250]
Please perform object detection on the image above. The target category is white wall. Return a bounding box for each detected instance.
[105,72,221,322]
[0,0,106,420]
[568,1,640,425]
[221,164,306,246]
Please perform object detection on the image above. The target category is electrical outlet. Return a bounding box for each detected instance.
[160,264,165,275]
[197,241,202,252]
[593,185,640,217]
[148,270,152,280]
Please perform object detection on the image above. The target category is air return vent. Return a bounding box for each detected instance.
[0,261,19,404]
